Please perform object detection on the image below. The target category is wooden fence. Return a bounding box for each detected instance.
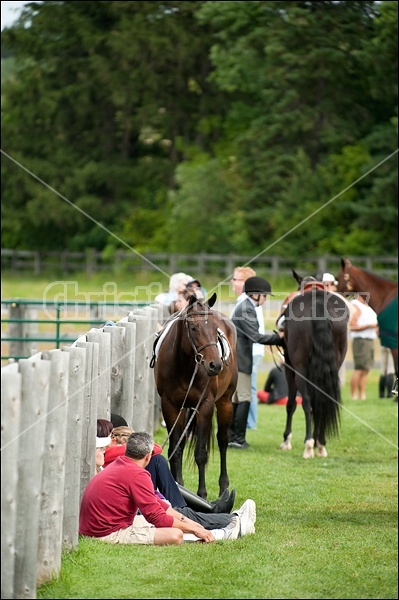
[2,249,398,279]
[1,305,163,600]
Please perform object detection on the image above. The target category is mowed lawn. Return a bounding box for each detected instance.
[37,371,398,600]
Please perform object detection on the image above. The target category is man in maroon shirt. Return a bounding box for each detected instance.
[80,431,255,545]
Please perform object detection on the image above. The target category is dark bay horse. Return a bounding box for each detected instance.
[280,278,349,458]
[152,293,238,499]
[335,258,398,380]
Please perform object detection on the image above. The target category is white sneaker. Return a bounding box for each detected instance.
[222,515,241,540]
[234,499,256,536]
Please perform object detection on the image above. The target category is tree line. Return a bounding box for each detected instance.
[1,1,397,259]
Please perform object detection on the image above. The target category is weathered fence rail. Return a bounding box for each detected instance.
[1,304,163,600]
[2,249,398,279]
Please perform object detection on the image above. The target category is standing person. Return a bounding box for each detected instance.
[321,272,339,292]
[321,272,351,386]
[230,266,265,430]
[186,279,206,300]
[80,431,256,544]
[349,293,378,400]
[229,276,284,449]
[155,272,193,307]
[378,345,396,398]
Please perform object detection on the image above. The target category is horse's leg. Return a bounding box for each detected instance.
[194,402,214,499]
[162,397,186,486]
[298,381,314,459]
[215,395,233,496]
[280,367,297,451]
[315,437,328,457]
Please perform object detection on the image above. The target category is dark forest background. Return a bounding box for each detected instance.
[1,1,398,260]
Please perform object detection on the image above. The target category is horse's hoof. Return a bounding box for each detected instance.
[303,439,315,459]
[316,444,328,458]
[280,440,292,451]
[280,433,292,451]
[303,448,314,459]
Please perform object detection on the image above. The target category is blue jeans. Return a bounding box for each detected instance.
[247,355,263,429]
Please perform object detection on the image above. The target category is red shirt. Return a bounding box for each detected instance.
[104,442,162,467]
[79,455,174,537]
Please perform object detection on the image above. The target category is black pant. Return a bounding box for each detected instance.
[176,507,233,529]
[145,454,186,507]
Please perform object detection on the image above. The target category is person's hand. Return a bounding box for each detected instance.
[193,525,215,543]
[278,330,284,338]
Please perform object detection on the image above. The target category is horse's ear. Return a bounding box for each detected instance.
[188,294,197,306]
[207,292,217,307]
[292,269,302,285]
[341,257,351,268]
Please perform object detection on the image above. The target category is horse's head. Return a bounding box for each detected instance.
[335,257,353,294]
[183,293,223,376]
[292,269,318,291]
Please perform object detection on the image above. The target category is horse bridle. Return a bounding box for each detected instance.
[343,271,353,292]
[184,309,219,365]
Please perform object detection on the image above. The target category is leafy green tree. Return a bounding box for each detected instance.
[1,1,397,258]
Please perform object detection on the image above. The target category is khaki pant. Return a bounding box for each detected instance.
[232,372,251,404]
[97,514,156,545]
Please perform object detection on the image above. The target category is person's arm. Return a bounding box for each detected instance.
[236,303,284,345]
[152,443,163,456]
[349,304,360,328]
[166,506,215,542]
[349,304,378,332]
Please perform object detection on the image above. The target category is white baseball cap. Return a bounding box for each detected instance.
[322,273,338,285]
[96,436,111,448]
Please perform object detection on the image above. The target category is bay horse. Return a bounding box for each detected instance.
[152,293,238,499]
[335,257,398,384]
[280,273,349,458]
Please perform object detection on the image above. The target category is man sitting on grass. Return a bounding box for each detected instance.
[80,431,256,545]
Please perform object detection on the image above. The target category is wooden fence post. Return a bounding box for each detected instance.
[86,329,111,420]
[36,350,70,586]
[76,340,98,502]
[104,324,126,419]
[14,356,50,600]
[116,320,137,427]
[128,313,152,431]
[61,345,86,550]
[1,363,21,600]
[142,306,160,432]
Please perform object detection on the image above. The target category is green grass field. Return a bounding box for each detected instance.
[37,372,398,600]
[3,273,397,598]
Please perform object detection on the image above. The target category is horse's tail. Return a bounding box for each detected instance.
[308,301,341,438]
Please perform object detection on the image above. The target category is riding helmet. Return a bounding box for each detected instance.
[243,276,273,295]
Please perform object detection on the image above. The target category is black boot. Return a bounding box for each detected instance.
[385,374,395,398]
[379,375,386,398]
[177,484,215,512]
[228,403,238,443]
[178,485,236,514]
[211,488,236,513]
[228,401,251,449]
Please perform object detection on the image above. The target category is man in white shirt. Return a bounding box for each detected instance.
[349,293,378,400]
